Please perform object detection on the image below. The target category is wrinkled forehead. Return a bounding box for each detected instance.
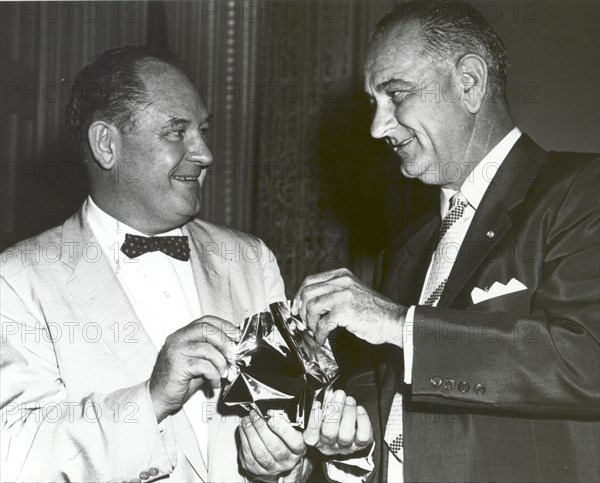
[139,61,208,119]
[364,23,428,93]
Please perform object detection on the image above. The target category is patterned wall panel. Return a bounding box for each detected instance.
[253,1,367,294]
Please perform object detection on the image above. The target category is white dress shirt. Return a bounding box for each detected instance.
[84,196,214,465]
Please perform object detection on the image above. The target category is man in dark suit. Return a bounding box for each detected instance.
[293,2,600,482]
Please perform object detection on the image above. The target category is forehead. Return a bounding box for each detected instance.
[364,23,431,92]
[138,61,208,121]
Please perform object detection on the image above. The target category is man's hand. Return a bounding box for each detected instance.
[149,315,239,422]
[304,390,373,457]
[293,268,407,346]
[238,410,308,481]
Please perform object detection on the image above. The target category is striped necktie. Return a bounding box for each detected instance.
[422,192,469,306]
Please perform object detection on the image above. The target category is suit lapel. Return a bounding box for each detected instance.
[184,222,234,323]
[62,209,157,379]
[183,221,236,480]
[378,212,440,425]
[380,212,439,306]
[438,134,547,307]
[63,207,209,480]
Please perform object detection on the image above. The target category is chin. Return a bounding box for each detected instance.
[181,199,202,218]
[176,191,202,212]
[400,163,426,181]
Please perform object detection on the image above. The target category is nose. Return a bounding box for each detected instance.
[185,131,213,167]
[370,103,397,140]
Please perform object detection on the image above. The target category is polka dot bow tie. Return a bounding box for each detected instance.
[121,233,191,261]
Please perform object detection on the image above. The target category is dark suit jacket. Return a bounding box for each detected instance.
[338,135,600,482]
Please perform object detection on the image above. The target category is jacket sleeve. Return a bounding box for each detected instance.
[0,276,177,483]
[411,158,600,417]
[257,238,287,303]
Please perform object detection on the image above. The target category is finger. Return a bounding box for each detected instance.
[355,405,374,447]
[195,315,240,337]
[303,287,340,334]
[337,396,358,448]
[303,401,323,447]
[248,410,292,464]
[250,411,304,469]
[314,314,337,345]
[187,320,238,360]
[293,269,351,317]
[182,342,229,379]
[320,390,346,444]
[186,358,224,388]
[265,410,305,456]
[292,271,338,315]
[297,280,334,322]
[239,419,267,476]
[240,414,278,473]
[309,290,354,343]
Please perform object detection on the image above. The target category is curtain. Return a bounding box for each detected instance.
[1,1,149,247]
[158,0,260,233]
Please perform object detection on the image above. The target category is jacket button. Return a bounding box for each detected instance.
[443,378,455,390]
[430,376,442,388]
[148,468,159,477]
[458,381,470,393]
[139,471,150,480]
[473,383,486,396]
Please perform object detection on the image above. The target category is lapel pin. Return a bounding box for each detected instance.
[486,230,495,239]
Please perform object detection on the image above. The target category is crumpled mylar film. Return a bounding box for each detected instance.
[222,301,339,427]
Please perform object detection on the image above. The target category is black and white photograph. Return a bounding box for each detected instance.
[1,1,599,481]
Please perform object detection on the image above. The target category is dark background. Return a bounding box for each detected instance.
[1,0,599,294]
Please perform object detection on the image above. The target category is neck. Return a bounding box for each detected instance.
[450,107,514,189]
[88,191,189,235]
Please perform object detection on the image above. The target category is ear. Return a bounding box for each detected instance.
[455,54,488,114]
[87,121,121,169]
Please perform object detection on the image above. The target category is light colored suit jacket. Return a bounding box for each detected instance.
[1,205,286,482]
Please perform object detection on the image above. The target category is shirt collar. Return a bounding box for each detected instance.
[85,196,183,262]
[440,127,522,217]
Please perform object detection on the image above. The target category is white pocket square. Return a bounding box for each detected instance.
[471,278,527,304]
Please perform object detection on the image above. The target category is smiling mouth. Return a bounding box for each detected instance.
[394,136,416,150]
[171,174,200,182]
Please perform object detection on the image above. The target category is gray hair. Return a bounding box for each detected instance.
[371,1,509,97]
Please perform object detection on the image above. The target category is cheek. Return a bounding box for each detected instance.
[397,97,436,132]
[135,148,184,183]
[425,106,460,144]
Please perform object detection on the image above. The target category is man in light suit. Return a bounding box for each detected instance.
[0,45,308,482]
[294,2,599,482]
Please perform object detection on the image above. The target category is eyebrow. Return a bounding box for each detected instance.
[163,117,189,129]
[163,113,213,130]
[375,77,416,92]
